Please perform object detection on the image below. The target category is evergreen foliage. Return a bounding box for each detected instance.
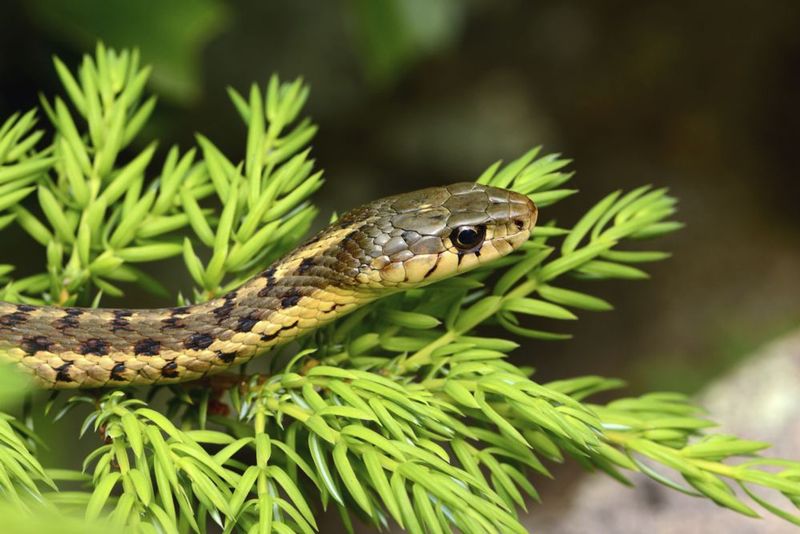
[0,44,798,533]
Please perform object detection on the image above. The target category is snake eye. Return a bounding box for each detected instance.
[451,225,486,251]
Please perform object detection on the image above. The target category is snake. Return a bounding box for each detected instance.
[0,182,536,389]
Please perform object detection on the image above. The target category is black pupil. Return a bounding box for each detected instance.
[454,226,485,250]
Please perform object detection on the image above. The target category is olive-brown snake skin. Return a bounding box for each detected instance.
[0,183,536,389]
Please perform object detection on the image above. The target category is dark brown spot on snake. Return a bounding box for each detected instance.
[184,333,214,350]
[55,362,73,382]
[111,309,133,332]
[161,361,178,378]
[212,293,237,322]
[280,289,303,308]
[215,350,237,363]
[110,362,127,381]
[53,313,79,330]
[235,315,259,332]
[161,316,185,330]
[79,338,109,356]
[297,257,315,274]
[0,311,29,327]
[21,336,53,354]
[261,267,277,287]
[134,338,161,356]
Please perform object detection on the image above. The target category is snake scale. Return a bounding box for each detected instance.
[0,182,536,389]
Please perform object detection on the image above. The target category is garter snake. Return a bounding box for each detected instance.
[0,182,536,388]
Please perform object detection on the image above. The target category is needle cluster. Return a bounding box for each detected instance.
[0,44,798,533]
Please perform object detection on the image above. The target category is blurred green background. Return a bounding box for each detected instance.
[1,0,799,528]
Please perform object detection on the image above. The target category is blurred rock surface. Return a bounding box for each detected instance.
[525,329,800,533]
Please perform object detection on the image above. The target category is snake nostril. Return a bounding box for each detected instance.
[514,219,525,231]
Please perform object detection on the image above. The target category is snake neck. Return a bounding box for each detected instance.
[0,230,375,388]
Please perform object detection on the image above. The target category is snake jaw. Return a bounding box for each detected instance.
[360,183,537,287]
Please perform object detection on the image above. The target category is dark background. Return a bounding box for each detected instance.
[1,0,799,529]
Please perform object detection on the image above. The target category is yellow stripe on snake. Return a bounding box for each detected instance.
[0,183,536,389]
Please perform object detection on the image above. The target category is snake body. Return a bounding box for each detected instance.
[0,182,535,389]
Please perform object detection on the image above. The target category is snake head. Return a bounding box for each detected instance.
[346,182,537,288]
